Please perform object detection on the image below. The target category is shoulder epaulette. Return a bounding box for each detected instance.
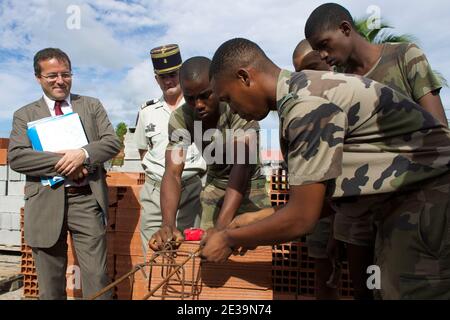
[140,99,158,110]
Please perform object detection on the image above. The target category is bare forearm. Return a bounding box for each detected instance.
[215,190,244,229]
[224,205,318,248]
[215,165,252,229]
[160,172,182,226]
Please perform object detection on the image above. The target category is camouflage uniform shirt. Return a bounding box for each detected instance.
[364,42,442,101]
[167,102,264,189]
[277,69,450,200]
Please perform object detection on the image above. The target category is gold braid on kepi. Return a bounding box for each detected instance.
[150,44,182,75]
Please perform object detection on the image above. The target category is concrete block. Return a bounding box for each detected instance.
[0,212,12,230]
[7,180,25,196]
[0,229,21,246]
[10,213,20,231]
[0,165,7,181]
[0,196,25,213]
[0,181,6,196]
[8,166,24,181]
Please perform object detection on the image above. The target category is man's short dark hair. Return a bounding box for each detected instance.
[180,56,211,83]
[34,48,71,75]
[305,3,355,39]
[210,38,270,80]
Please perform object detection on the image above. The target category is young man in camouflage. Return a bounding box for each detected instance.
[149,57,270,250]
[292,39,343,300]
[304,2,448,299]
[202,38,450,300]
[134,44,206,257]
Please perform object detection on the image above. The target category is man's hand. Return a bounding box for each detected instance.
[228,208,275,229]
[67,166,88,183]
[55,149,86,176]
[200,230,233,263]
[149,225,184,251]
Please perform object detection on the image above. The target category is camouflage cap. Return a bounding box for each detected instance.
[150,44,182,75]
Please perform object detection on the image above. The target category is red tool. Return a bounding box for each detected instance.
[184,228,205,241]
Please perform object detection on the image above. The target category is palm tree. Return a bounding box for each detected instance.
[355,17,448,87]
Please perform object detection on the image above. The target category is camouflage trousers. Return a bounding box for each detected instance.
[306,216,333,259]
[372,172,450,299]
[199,177,271,230]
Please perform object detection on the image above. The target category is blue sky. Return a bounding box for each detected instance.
[1,0,449,150]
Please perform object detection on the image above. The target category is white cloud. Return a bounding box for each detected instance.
[0,0,449,141]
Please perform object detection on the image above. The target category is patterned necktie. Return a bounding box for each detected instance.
[54,100,64,116]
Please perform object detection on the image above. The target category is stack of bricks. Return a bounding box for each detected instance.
[0,138,7,165]
[268,169,354,300]
[110,182,144,300]
[19,172,144,299]
[269,168,290,207]
[67,172,144,299]
[126,241,273,300]
[106,172,144,299]
[0,138,25,251]
[20,208,39,299]
[199,244,273,299]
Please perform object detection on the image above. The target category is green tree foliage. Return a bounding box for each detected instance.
[115,122,128,143]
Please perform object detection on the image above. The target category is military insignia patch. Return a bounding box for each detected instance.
[146,123,156,133]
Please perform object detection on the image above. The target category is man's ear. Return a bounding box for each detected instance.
[236,68,251,87]
[35,75,42,86]
[339,21,353,36]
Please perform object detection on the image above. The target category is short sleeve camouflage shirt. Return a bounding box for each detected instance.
[167,102,263,187]
[364,42,442,101]
[277,69,450,199]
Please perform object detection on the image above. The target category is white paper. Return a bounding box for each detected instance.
[33,113,88,152]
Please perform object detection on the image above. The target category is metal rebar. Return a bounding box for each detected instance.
[141,246,201,300]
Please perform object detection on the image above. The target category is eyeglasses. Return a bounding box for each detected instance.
[40,72,73,81]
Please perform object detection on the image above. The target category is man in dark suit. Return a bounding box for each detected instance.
[8,48,121,300]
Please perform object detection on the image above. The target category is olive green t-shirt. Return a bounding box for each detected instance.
[364,42,442,101]
[277,69,450,199]
[167,102,264,189]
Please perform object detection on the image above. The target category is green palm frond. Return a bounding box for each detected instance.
[433,69,449,88]
[354,17,415,44]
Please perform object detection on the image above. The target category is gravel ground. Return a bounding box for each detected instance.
[0,287,24,300]
[0,252,24,300]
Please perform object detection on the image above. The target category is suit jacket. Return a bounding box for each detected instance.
[8,94,121,248]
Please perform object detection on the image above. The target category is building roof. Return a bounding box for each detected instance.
[261,149,284,162]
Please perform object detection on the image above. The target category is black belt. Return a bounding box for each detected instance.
[65,185,92,195]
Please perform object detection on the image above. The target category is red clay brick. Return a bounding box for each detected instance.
[0,149,7,165]
[115,208,141,233]
[112,231,143,256]
[0,138,9,149]
[117,186,142,209]
[106,172,142,187]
